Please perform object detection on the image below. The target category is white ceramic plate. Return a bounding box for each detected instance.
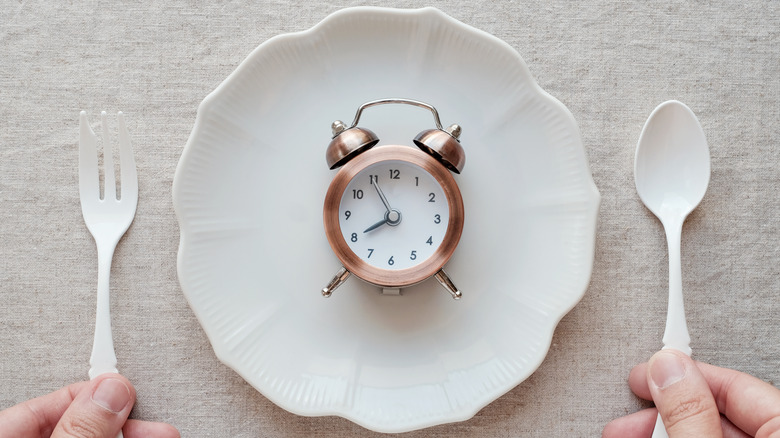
[173,6,600,433]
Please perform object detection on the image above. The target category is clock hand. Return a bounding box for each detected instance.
[363,218,388,233]
[363,209,402,233]
[372,179,393,212]
[363,180,403,233]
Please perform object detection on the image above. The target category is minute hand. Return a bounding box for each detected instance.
[372,179,393,212]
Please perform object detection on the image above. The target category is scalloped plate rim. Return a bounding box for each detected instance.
[173,6,600,433]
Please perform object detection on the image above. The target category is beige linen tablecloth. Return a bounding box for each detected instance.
[1,1,778,436]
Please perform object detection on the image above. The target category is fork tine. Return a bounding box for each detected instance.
[79,111,100,201]
[116,111,138,201]
[101,111,116,200]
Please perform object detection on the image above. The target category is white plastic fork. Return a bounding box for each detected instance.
[79,111,137,434]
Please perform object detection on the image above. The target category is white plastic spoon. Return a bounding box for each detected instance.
[634,100,711,437]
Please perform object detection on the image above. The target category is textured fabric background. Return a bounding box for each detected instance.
[1,1,778,436]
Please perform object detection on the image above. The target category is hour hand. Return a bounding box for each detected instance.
[363,209,401,233]
[363,218,387,233]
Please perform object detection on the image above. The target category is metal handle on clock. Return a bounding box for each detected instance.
[328,98,464,173]
[349,98,445,131]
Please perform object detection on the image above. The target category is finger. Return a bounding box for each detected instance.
[602,407,658,437]
[695,361,780,437]
[601,408,752,438]
[647,349,722,437]
[123,419,180,438]
[721,415,752,438]
[755,416,780,438]
[629,362,652,400]
[52,374,135,438]
[0,381,89,437]
[630,358,780,436]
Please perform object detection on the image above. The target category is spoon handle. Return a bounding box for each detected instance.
[652,413,669,438]
[652,216,693,437]
[662,217,692,356]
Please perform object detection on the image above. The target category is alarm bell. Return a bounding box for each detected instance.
[413,125,464,174]
[325,98,465,173]
[325,123,379,170]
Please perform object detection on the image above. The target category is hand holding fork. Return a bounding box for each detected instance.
[79,111,138,438]
[0,112,176,438]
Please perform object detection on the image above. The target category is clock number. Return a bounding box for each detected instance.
[344,210,351,220]
[389,169,400,179]
[367,248,374,258]
[351,233,358,242]
[428,192,436,202]
[388,256,395,266]
[434,214,441,224]
[410,250,417,260]
[415,176,419,186]
[426,236,433,245]
[352,189,364,199]
[369,175,378,184]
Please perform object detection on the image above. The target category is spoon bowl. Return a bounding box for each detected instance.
[635,101,711,220]
[634,100,710,438]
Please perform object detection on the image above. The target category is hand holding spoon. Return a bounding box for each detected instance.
[634,100,710,437]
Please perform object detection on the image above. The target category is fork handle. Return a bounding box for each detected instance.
[89,240,119,379]
[89,241,123,438]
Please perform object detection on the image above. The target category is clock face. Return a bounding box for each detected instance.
[323,145,464,288]
[338,160,449,270]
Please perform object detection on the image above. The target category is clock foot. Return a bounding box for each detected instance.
[434,269,462,300]
[322,267,350,297]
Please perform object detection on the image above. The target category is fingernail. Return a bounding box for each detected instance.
[649,351,687,390]
[91,378,131,413]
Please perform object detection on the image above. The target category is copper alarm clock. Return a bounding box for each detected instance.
[321,99,466,300]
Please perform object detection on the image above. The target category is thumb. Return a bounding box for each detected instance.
[52,374,135,438]
[647,349,722,437]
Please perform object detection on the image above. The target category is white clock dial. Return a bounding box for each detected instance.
[338,160,449,270]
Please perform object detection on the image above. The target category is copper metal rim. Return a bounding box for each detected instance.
[323,145,465,288]
[326,127,379,169]
[413,129,465,174]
